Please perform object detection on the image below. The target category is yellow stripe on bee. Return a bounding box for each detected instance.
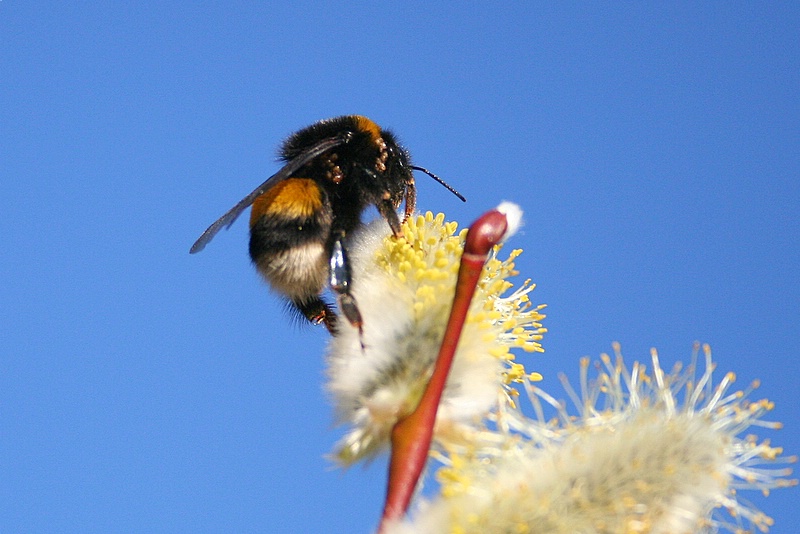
[352,115,382,141]
[249,178,323,225]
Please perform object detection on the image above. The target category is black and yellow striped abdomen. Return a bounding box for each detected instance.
[249,178,333,303]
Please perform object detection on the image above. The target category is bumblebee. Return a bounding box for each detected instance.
[190,115,464,332]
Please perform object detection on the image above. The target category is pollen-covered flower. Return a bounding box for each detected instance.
[386,343,797,534]
[325,207,546,464]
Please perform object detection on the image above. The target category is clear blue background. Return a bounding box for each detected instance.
[2,3,798,533]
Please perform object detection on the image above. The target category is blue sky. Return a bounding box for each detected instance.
[2,3,798,533]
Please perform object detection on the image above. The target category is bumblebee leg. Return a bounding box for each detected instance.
[293,297,337,333]
[377,193,404,238]
[328,232,364,332]
[402,177,416,224]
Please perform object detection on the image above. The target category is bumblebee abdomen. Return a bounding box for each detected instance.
[249,177,333,301]
[249,178,325,225]
[251,241,329,302]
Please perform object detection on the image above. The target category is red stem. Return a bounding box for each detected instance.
[378,209,509,531]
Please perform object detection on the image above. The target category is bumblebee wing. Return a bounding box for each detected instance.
[189,134,349,253]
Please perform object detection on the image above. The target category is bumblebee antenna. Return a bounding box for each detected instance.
[411,166,466,202]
